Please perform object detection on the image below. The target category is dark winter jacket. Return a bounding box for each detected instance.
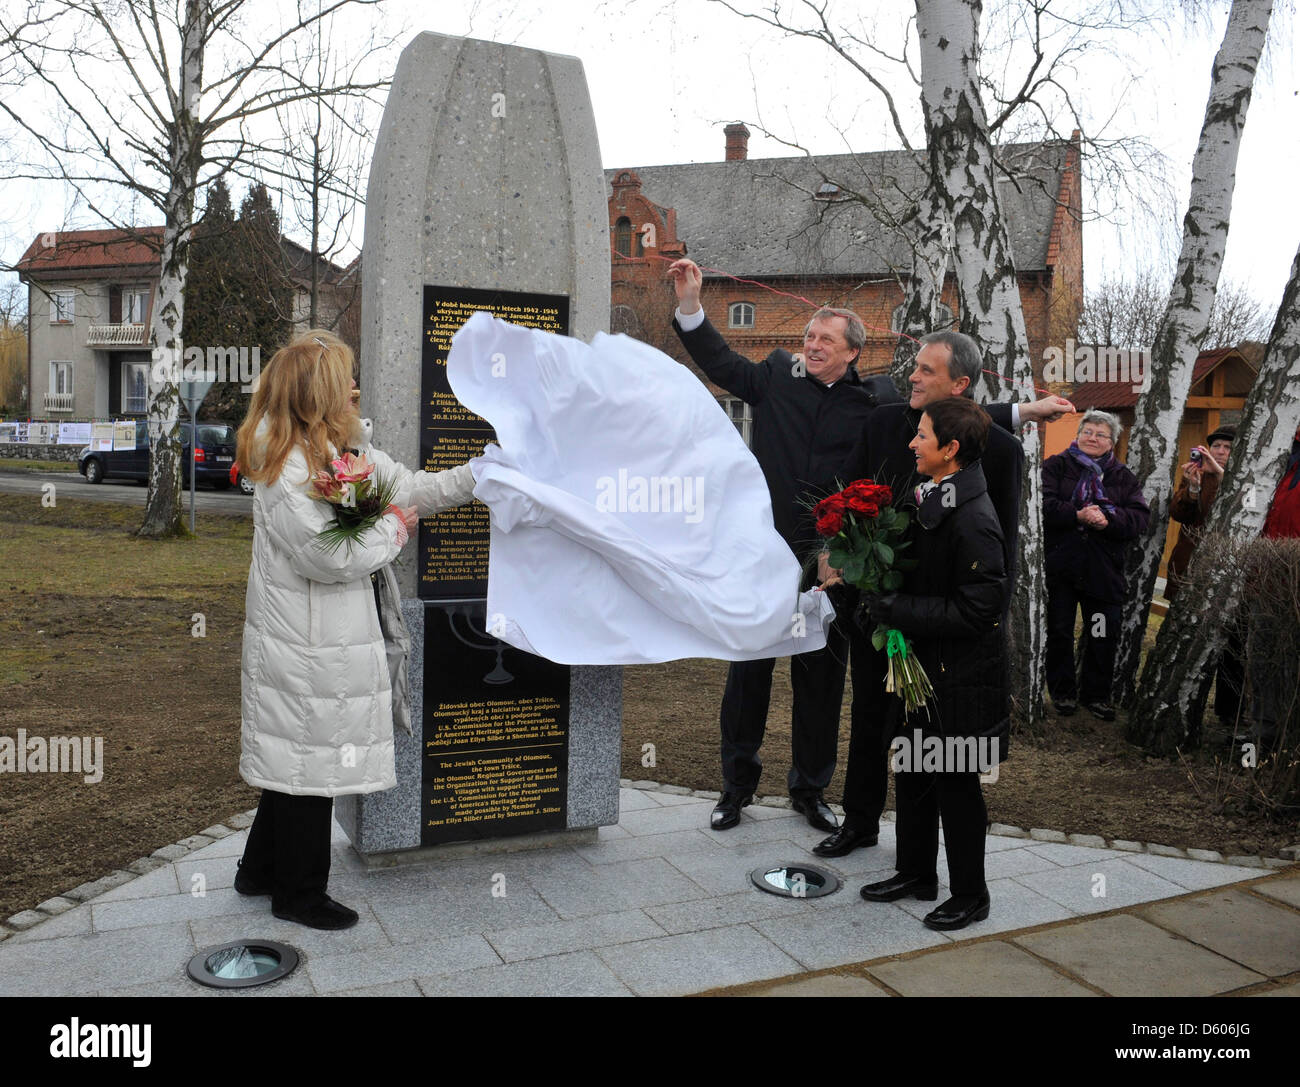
[673,315,901,563]
[1042,450,1150,603]
[1167,470,1221,600]
[875,461,1011,761]
[839,400,1024,589]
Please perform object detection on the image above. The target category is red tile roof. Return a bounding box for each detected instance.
[1067,347,1256,410]
[15,227,164,279]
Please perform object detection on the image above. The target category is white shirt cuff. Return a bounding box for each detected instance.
[675,307,706,332]
[1011,403,1021,427]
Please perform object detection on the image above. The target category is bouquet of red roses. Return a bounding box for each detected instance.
[814,479,934,713]
[310,451,402,555]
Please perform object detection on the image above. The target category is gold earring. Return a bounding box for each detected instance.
[944,454,950,461]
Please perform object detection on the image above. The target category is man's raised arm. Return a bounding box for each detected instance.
[667,258,772,405]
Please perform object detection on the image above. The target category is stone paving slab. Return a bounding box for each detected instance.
[0,923,196,997]
[304,933,502,994]
[485,908,667,962]
[97,968,320,998]
[1139,889,1300,977]
[524,856,711,919]
[1012,857,1188,914]
[1248,980,1300,997]
[93,863,181,903]
[417,950,633,996]
[189,906,394,959]
[749,972,890,997]
[1250,874,1300,910]
[594,925,802,996]
[867,940,1098,997]
[892,876,1077,936]
[1120,851,1266,891]
[91,886,268,931]
[1014,913,1265,996]
[571,827,727,867]
[752,898,950,971]
[8,902,94,944]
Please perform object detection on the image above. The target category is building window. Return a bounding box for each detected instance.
[51,290,75,323]
[890,301,954,333]
[123,362,148,414]
[729,302,755,328]
[50,360,73,396]
[723,397,752,446]
[614,217,633,258]
[123,287,149,324]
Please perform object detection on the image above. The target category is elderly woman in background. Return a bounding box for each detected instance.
[1042,410,1150,721]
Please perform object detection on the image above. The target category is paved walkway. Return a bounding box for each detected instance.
[1,788,1296,997]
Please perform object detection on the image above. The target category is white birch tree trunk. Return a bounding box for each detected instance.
[890,181,951,396]
[916,0,1046,723]
[1113,0,1273,700]
[1131,241,1300,754]
[139,0,206,538]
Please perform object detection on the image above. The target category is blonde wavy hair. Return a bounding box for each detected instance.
[236,328,358,487]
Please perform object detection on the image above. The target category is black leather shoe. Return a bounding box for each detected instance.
[859,873,939,902]
[273,896,359,930]
[812,826,878,857]
[1054,699,1078,717]
[233,860,270,897]
[922,891,991,931]
[1082,700,1115,721]
[791,794,839,832]
[710,791,752,830]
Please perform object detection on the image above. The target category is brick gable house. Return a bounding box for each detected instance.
[607,125,1083,438]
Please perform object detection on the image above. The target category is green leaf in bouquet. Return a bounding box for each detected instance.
[892,510,910,532]
[828,549,851,569]
[871,628,887,651]
[842,557,865,584]
[883,569,903,591]
[873,541,894,565]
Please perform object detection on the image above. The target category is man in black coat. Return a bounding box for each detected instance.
[814,330,1073,857]
[666,257,902,832]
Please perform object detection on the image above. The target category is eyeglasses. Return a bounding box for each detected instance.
[1079,429,1113,441]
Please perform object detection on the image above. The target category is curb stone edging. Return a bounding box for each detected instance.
[1,809,259,941]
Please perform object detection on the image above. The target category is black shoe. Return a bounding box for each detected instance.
[859,873,939,902]
[923,891,991,931]
[272,895,359,930]
[710,791,752,830]
[1082,700,1115,721]
[812,826,878,857]
[791,794,839,833]
[233,860,270,897]
[1054,699,1078,717]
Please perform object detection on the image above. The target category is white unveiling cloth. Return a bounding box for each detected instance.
[446,310,835,665]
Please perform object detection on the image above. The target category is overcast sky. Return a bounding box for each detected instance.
[4,0,1297,312]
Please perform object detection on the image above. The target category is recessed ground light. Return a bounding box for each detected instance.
[186,940,300,990]
[750,863,841,899]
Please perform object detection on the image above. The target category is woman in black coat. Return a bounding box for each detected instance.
[857,396,1010,932]
[1042,410,1150,721]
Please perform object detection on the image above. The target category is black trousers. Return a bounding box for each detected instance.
[895,768,987,897]
[1046,577,1121,704]
[840,636,892,834]
[239,789,334,913]
[719,618,848,797]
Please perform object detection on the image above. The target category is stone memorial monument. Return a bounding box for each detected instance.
[335,31,620,857]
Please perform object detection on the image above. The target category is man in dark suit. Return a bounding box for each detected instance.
[813,330,1073,857]
[666,257,902,832]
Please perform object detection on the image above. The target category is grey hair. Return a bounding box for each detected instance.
[805,307,865,362]
[919,330,983,398]
[1078,409,1122,445]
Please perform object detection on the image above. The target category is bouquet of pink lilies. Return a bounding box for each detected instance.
[310,451,402,554]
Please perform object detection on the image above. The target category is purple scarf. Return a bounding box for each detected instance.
[1066,441,1116,514]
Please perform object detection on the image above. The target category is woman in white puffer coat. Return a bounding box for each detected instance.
[233,329,476,930]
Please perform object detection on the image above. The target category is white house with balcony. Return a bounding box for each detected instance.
[15,227,357,423]
[15,228,161,420]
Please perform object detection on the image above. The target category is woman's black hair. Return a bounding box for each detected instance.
[923,397,990,467]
